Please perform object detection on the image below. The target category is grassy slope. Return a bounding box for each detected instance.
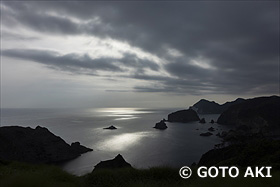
[0,161,82,187]
[1,162,280,187]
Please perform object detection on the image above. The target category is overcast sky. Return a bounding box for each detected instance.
[1,1,279,108]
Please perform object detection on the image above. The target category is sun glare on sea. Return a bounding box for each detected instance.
[91,108,152,120]
[95,132,153,151]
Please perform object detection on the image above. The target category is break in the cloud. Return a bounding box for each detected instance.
[1,1,279,108]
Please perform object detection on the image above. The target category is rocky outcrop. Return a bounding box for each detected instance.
[168,109,200,123]
[217,96,280,137]
[199,118,206,124]
[216,131,228,138]
[93,154,132,170]
[210,119,215,124]
[0,126,92,164]
[200,132,213,136]
[154,120,168,130]
[71,142,93,154]
[104,125,117,130]
[192,98,245,114]
[208,127,215,132]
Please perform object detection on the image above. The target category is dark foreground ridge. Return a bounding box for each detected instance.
[1,153,279,187]
[0,126,93,164]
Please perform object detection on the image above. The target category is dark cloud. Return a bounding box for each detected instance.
[117,53,159,72]
[2,49,122,73]
[2,49,159,74]
[1,1,279,96]
[1,31,40,41]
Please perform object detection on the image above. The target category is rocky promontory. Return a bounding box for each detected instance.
[168,109,200,123]
[191,98,245,114]
[0,126,93,164]
[217,96,280,137]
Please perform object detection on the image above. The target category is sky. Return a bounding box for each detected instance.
[1,1,279,108]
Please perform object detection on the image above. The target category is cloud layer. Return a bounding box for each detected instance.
[1,1,279,96]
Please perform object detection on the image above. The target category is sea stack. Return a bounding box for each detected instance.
[154,120,168,130]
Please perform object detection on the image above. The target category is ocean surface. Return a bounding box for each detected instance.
[0,108,230,176]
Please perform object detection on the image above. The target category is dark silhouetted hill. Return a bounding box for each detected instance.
[0,126,92,164]
[217,96,280,137]
[192,98,245,114]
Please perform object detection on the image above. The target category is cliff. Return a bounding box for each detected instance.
[0,126,93,164]
[217,96,280,137]
[192,98,245,114]
[168,109,200,123]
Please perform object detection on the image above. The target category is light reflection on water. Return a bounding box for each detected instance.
[88,108,154,120]
[95,132,154,151]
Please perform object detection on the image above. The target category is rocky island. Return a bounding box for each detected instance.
[167,108,200,123]
[154,120,168,130]
[0,126,93,164]
[103,125,117,130]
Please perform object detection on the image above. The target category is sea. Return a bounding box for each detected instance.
[0,108,230,176]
